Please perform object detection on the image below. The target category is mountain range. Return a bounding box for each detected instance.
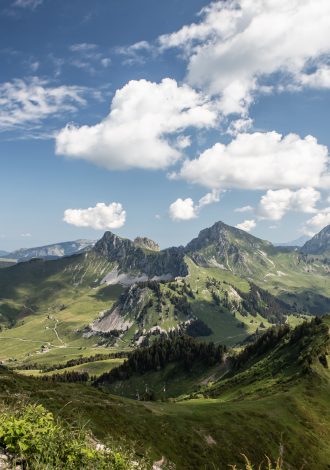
[0,239,95,262]
[0,220,329,468]
[0,220,329,356]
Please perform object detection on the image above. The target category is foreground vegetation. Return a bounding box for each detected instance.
[0,317,327,468]
[0,402,148,469]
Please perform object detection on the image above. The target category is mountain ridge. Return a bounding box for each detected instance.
[3,239,95,262]
[0,219,329,362]
[300,224,330,254]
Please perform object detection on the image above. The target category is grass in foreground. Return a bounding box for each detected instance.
[0,402,148,469]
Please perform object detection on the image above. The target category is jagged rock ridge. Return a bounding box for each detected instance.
[93,232,188,281]
[134,237,160,251]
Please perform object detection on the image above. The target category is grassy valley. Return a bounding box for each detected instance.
[0,317,328,469]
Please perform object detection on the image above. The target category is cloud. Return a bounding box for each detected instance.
[63,202,126,230]
[20,233,32,237]
[227,117,253,136]
[69,43,98,52]
[159,0,330,116]
[115,41,154,65]
[169,198,196,221]
[169,190,220,221]
[304,207,330,233]
[177,131,329,190]
[198,189,221,209]
[258,187,321,220]
[235,205,253,213]
[69,43,111,73]
[101,58,111,68]
[0,77,86,131]
[236,219,256,232]
[296,66,330,89]
[29,61,39,72]
[56,78,217,170]
[13,0,43,9]
[176,135,191,149]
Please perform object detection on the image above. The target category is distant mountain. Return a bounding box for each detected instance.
[0,250,8,257]
[275,235,310,247]
[4,239,95,262]
[300,225,330,255]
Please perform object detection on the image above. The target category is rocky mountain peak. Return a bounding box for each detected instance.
[93,231,187,279]
[93,232,135,261]
[134,237,160,251]
[185,220,271,253]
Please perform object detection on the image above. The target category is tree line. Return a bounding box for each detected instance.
[16,352,127,372]
[94,333,226,386]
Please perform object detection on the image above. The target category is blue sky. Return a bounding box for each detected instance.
[1,0,330,251]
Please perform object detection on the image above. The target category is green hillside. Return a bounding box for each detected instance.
[0,317,328,469]
[0,222,330,365]
[1,223,329,369]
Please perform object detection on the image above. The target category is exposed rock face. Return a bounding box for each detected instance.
[134,237,160,251]
[94,232,188,280]
[91,285,150,333]
[300,225,330,255]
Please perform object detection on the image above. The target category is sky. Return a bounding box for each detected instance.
[1,0,330,252]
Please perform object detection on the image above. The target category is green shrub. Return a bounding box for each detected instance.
[0,403,147,469]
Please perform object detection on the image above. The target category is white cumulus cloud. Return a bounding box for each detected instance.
[63,202,126,230]
[56,78,217,171]
[169,190,221,221]
[169,198,196,221]
[258,188,321,220]
[236,219,256,232]
[159,0,330,116]
[177,131,329,190]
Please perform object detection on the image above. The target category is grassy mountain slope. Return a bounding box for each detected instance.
[0,247,296,366]
[185,221,330,315]
[0,252,124,363]
[1,317,328,469]
[0,222,329,368]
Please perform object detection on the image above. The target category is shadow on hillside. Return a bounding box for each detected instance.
[191,299,250,346]
[93,284,124,301]
[279,289,330,316]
